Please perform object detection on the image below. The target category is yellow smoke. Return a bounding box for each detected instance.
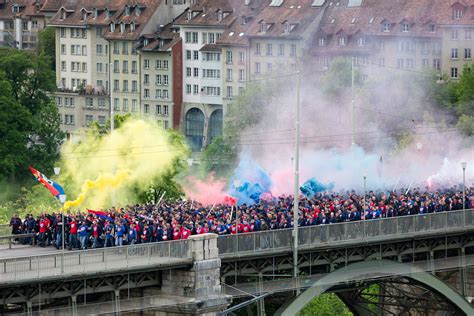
[58,119,184,210]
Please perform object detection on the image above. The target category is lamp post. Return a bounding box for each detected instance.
[293,70,301,289]
[462,162,467,212]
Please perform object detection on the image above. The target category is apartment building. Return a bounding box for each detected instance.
[48,0,187,140]
[139,24,183,129]
[438,2,474,80]
[0,0,49,50]
[174,0,243,150]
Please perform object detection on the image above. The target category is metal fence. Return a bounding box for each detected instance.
[218,209,474,257]
[0,239,192,284]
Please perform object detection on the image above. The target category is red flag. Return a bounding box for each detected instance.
[29,166,64,198]
[223,195,237,206]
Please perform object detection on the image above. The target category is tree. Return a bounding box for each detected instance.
[299,293,352,316]
[320,57,362,98]
[38,27,56,71]
[201,136,237,178]
[0,48,64,182]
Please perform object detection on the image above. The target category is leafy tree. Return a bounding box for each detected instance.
[201,136,237,178]
[0,48,63,182]
[299,293,352,316]
[38,27,56,71]
[320,57,362,98]
[88,113,133,137]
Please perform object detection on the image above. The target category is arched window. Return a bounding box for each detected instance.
[185,108,205,150]
[208,109,223,143]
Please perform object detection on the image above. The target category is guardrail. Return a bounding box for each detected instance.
[0,239,192,284]
[218,209,474,258]
[0,233,36,249]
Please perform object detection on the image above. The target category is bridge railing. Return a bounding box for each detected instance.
[218,209,474,257]
[0,239,192,284]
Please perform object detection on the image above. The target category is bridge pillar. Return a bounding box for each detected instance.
[149,234,231,315]
[26,301,32,316]
[70,295,77,316]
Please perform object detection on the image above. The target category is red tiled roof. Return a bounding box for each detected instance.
[0,0,45,19]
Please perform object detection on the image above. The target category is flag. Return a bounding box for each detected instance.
[87,209,114,221]
[29,166,65,200]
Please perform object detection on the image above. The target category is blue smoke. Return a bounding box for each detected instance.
[229,157,273,205]
[300,178,335,197]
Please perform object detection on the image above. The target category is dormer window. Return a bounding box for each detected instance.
[110,22,115,32]
[401,23,410,32]
[260,22,267,34]
[187,10,192,20]
[143,39,149,46]
[60,8,67,20]
[159,40,165,47]
[130,22,135,32]
[382,22,391,32]
[120,23,125,33]
[428,24,435,33]
[125,5,130,16]
[105,8,110,20]
[284,21,291,34]
[12,5,20,13]
[453,8,463,20]
[81,10,88,21]
[217,10,223,21]
[318,37,326,47]
[93,8,98,19]
[339,36,347,46]
[136,6,141,16]
[357,37,365,46]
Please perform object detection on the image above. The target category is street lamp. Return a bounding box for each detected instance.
[462,162,467,212]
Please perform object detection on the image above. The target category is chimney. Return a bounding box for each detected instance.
[245,0,251,5]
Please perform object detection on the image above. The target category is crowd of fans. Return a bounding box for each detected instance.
[8,187,473,250]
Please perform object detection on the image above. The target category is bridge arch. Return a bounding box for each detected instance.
[277,260,473,316]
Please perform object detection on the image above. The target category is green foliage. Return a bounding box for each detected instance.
[38,27,56,71]
[456,114,474,136]
[0,48,63,182]
[299,293,352,316]
[88,113,133,137]
[201,136,238,178]
[321,57,362,98]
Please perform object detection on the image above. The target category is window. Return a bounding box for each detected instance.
[82,63,87,72]
[155,89,162,99]
[465,48,471,59]
[56,97,62,106]
[132,99,138,112]
[202,86,221,96]
[61,44,66,55]
[123,99,129,111]
[156,104,162,115]
[163,90,169,99]
[226,51,233,64]
[239,87,245,96]
[209,33,215,44]
[192,32,198,43]
[156,60,162,69]
[453,9,463,20]
[239,69,245,82]
[226,69,232,81]
[144,89,150,98]
[123,80,129,92]
[255,62,261,74]
[193,67,199,77]
[318,37,325,47]
[185,32,191,43]
[164,121,169,129]
[186,67,192,77]
[202,69,220,79]
[202,52,221,61]
[452,29,458,40]
[290,44,297,56]
[85,115,93,125]
[163,75,169,85]
[144,104,150,114]
[98,98,106,108]
[186,50,191,60]
[428,24,435,33]
[144,74,150,85]
[156,75,162,85]
[163,105,169,116]
[193,51,199,60]
[186,84,191,94]
[202,33,207,44]
[256,43,261,55]
[123,61,128,73]
[163,60,169,69]
[339,36,347,46]
[451,67,458,78]
[466,29,472,39]
[96,63,103,73]
[406,58,414,69]
[144,59,150,69]
[239,51,246,64]
[357,37,365,46]
[451,48,458,59]
[113,60,119,73]
[96,27,103,38]
[65,115,75,125]
[96,44,103,55]
[382,22,390,32]
[433,59,440,71]
[114,80,119,91]
[82,45,87,56]
[98,116,106,125]
[132,61,137,73]
[122,42,128,54]
[401,23,410,32]
[266,44,273,56]
[61,61,66,71]
[60,28,66,38]
[267,63,272,73]
[193,85,199,94]
[397,59,404,69]
[227,86,233,99]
